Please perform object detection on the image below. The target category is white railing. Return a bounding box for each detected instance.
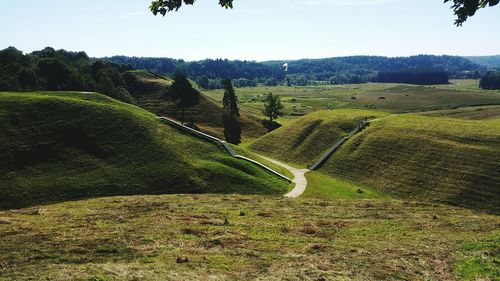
[157,116,292,182]
[309,120,369,170]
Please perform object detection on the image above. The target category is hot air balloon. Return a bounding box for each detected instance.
[282,63,289,72]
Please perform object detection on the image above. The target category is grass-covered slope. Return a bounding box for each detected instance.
[249,110,387,167]
[0,194,498,280]
[0,92,289,209]
[123,70,267,140]
[418,105,500,120]
[321,114,500,213]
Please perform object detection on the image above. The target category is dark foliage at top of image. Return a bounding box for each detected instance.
[149,0,498,25]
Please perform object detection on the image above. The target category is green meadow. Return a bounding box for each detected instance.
[204,80,500,122]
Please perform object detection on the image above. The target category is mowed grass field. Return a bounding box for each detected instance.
[0,194,498,280]
[203,80,500,122]
[0,92,290,209]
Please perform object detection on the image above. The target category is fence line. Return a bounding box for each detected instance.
[157,116,292,183]
[309,120,369,170]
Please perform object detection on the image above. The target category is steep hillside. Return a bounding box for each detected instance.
[122,70,267,140]
[249,110,388,167]
[321,114,500,213]
[0,92,289,209]
[417,105,500,120]
[250,109,499,213]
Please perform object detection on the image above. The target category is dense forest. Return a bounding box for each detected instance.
[0,47,135,103]
[466,55,500,69]
[106,55,484,88]
[1,47,494,93]
[479,71,500,89]
[106,56,284,89]
[376,70,449,85]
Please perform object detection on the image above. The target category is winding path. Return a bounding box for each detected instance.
[258,155,310,198]
[157,116,292,183]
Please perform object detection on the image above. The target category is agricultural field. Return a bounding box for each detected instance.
[203,80,500,123]
[0,194,498,281]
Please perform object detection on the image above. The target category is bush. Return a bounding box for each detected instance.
[479,72,500,90]
[111,87,135,104]
[261,119,282,132]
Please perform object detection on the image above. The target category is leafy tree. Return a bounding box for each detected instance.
[221,78,241,144]
[198,75,209,89]
[170,74,199,123]
[97,73,115,97]
[479,71,500,89]
[262,93,284,122]
[36,58,72,90]
[445,0,499,25]
[150,0,233,16]
[18,69,38,91]
[111,86,136,104]
[222,114,241,144]
[222,79,239,117]
[149,0,497,25]
[0,46,132,96]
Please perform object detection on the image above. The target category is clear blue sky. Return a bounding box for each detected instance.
[0,0,498,61]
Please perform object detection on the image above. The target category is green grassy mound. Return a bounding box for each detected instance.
[123,70,267,140]
[321,114,500,213]
[303,171,387,200]
[0,92,289,209]
[249,109,387,167]
[0,194,498,280]
[417,105,500,120]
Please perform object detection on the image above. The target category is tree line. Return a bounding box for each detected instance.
[0,47,135,104]
[376,70,450,85]
[106,55,486,88]
[479,72,500,90]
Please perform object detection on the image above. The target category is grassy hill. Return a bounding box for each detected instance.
[123,70,267,140]
[0,91,289,209]
[321,113,500,213]
[0,194,498,280]
[249,109,388,167]
[250,109,500,213]
[417,105,500,120]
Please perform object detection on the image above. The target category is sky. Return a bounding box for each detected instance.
[0,0,499,61]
